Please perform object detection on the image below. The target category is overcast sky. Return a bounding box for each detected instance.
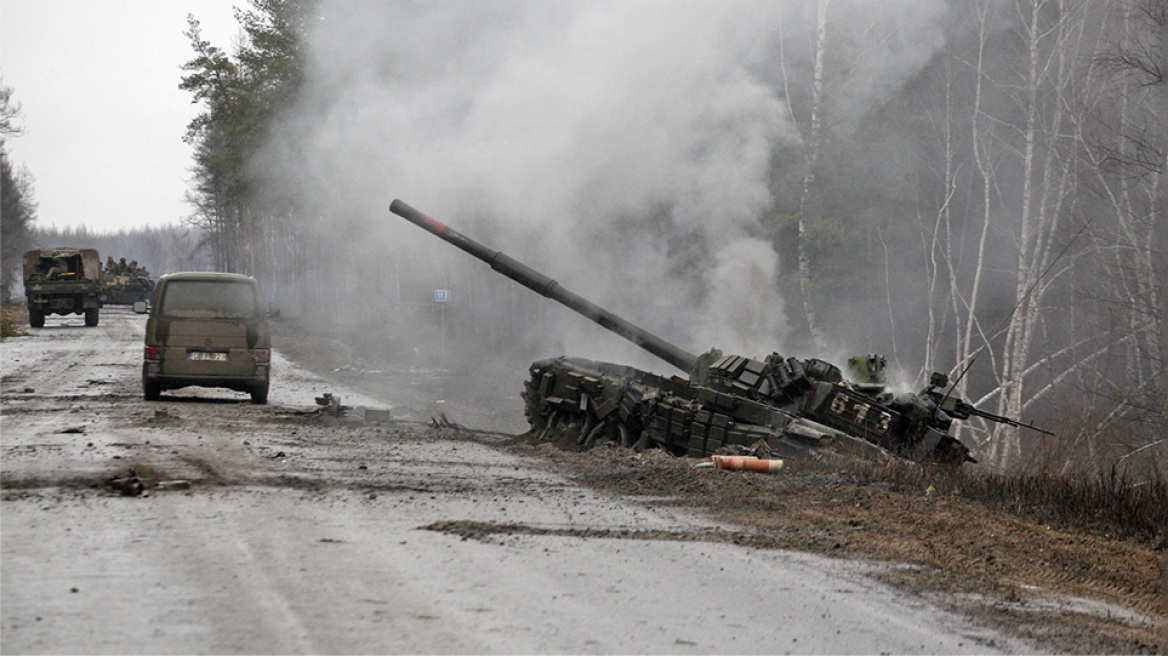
[1,0,240,233]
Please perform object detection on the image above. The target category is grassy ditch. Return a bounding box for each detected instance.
[845,457,1168,547]
[1,303,28,338]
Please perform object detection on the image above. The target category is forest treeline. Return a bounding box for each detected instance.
[1,82,34,301]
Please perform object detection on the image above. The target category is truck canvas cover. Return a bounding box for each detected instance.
[23,248,103,283]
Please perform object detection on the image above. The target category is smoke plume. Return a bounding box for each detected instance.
[260,0,950,369]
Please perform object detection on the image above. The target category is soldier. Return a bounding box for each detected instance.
[46,257,65,280]
[106,256,116,274]
[129,260,140,276]
[118,258,128,275]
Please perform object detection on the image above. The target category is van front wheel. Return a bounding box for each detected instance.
[84,308,99,327]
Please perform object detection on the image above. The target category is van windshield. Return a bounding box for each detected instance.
[160,280,258,319]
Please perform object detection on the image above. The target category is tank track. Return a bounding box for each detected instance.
[522,357,842,459]
[522,356,971,465]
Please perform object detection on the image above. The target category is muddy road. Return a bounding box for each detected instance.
[3,308,1043,653]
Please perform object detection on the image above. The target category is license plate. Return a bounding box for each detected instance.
[189,351,227,362]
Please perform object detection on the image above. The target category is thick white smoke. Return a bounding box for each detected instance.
[260,0,950,367]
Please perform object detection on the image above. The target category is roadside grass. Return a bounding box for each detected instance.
[844,454,1168,547]
[1,303,28,338]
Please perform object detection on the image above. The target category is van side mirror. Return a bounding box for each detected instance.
[133,301,150,314]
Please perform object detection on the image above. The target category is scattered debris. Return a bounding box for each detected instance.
[105,470,144,496]
[143,408,182,427]
[693,455,784,473]
[364,408,392,423]
[429,412,466,431]
[314,392,349,417]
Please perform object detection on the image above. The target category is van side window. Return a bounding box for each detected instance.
[159,281,258,319]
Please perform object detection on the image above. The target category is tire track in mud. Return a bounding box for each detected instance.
[420,518,786,549]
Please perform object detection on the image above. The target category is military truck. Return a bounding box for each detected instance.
[22,248,104,327]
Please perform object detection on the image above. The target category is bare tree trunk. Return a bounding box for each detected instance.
[991,0,1046,469]
[797,0,830,356]
[919,52,954,381]
[943,0,1002,455]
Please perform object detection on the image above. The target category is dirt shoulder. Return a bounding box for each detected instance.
[272,316,1166,654]
[514,437,1165,654]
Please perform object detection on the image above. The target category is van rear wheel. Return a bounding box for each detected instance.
[28,307,44,328]
[250,380,269,405]
[143,379,161,401]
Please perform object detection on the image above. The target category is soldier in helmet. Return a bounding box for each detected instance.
[46,257,65,280]
[106,256,117,274]
[118,258,128,275]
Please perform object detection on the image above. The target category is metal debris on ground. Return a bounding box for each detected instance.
[106,470,144,496]
[694,455,784,473]
[364,408,392,422]
[314,392,348,417]
[429,412,466,431]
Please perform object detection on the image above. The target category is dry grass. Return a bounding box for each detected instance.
[1,303,28,338]
[844,457,1168,547]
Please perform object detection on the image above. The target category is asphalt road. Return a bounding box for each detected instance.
[1,307,1033,654]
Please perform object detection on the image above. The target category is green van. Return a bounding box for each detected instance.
[140,272,271,403]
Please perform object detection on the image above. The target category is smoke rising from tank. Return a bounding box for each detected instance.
[258,0,952,371]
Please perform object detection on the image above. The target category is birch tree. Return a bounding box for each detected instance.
[1074,0,1166,462]
[795,0,832,356]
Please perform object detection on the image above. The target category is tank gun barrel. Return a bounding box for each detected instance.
[390,199,700,373]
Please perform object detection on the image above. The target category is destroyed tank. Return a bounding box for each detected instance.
[389,199,1043,466]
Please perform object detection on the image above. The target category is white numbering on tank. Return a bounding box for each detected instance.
[830,392,893,434]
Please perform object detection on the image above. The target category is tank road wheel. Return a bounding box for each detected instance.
[576,412,596,446]
[84,308,99,327]
[521,382,546,429]
[582,420,609,448]
[932,436,974,466]
[618,423,636,449]
[28,307,45,328]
